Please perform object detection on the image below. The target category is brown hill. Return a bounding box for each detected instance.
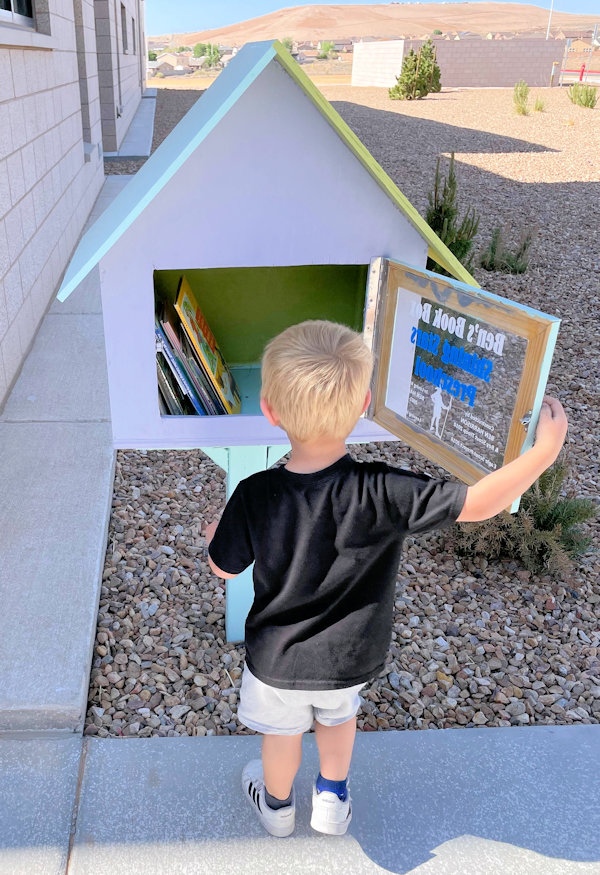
[149,3,594,47]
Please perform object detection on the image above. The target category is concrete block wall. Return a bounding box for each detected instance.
[352,38,567,89]
[0,1,105,407]
[352,39,405,87]
[95,0,144,152]
[405,38,567,88]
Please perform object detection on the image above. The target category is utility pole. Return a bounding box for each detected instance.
[545,0,555,40]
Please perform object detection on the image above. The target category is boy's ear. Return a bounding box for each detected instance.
[260,396,280,426]
[361,388,372,415]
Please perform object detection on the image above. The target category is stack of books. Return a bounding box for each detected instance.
[155,275,242,416]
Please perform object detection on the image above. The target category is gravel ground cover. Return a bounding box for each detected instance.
[89,85,599,738]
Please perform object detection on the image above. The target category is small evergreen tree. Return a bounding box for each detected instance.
[425,152,480,275]
[389,39,441,100]
[420,38,441,93]
[454,461,597,577]
[480,226,536,274]
[568,83,598,108]
[281,37,294,53]
[148,50,157,61]
[513,79,530,115]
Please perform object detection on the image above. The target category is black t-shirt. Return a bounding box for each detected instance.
[208,454,467,690]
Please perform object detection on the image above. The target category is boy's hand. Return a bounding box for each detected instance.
[534,396,568,460]
[457,396,569,523]
[204,520,219,546]
[203,518,239,580]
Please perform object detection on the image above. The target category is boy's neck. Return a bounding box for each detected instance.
[285,437,349,474]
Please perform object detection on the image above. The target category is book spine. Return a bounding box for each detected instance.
[155,326,207,416]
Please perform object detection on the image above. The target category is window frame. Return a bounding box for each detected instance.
[0,0,34,28]
[120,2,128,53]
[131,15,136,54]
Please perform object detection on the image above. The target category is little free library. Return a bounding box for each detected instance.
[57,40,559,641]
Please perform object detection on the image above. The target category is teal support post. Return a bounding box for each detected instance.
[201,444,290,642]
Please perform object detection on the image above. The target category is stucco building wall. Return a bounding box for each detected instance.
[0,0,145,406]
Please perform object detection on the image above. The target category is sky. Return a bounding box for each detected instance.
[145,1,598,37]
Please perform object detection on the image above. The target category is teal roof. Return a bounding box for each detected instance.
[57,41,277,301]
[57,39,478,302]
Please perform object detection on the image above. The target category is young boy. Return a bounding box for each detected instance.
[205,320,568,839]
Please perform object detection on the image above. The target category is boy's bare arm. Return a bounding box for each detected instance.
[204,519,239,579]
[457,396,568,523]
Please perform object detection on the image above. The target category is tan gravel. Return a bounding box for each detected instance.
[90,84,600,738]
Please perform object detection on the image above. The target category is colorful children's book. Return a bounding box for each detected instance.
[174,275,242,415]
[155,321,207,415]
[158,301,225,415]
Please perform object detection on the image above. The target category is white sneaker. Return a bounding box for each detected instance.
[310,780,352,835]
[241,759,296,837]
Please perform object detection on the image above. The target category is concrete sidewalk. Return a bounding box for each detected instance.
[104,89,157,159]
[1,726,599,874]
[0,178,134,731]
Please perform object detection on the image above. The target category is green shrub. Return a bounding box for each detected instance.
[513,79,530,115]
[568,83,598,108]
[425,152,480,275]
[433,29,443,35]
[534,97,545,112]
[389,39,441,100]
[154,71,164,79]
[318,40,335,59]
[479,225,536,274]
[453,461,597,578]
[281,37,294,53]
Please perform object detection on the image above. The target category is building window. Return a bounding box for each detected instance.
[131,16,136,54]
[120,3,128,52]
[0,0,34,26]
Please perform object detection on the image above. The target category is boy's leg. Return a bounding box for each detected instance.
[261,731,304,800]
[314,715,356,780]
[311,716,356,835]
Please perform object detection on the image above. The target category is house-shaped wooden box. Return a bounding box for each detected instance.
[56,41,559,640]
[56,39,476,453]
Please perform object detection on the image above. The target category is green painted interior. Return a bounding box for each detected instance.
[154,264,369,365]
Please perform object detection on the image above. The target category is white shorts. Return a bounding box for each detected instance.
[237,663,366,735]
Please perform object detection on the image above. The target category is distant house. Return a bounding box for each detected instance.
[517,32,548,40]
[555,29,594,41]
[189,57,209,68]
[333,39,353,52]
[298,49,320,62]
[147,60,160,75]
[220,53,235,67]
[155,52,193,74]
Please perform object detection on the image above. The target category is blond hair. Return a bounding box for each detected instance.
[261,320,373,442]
